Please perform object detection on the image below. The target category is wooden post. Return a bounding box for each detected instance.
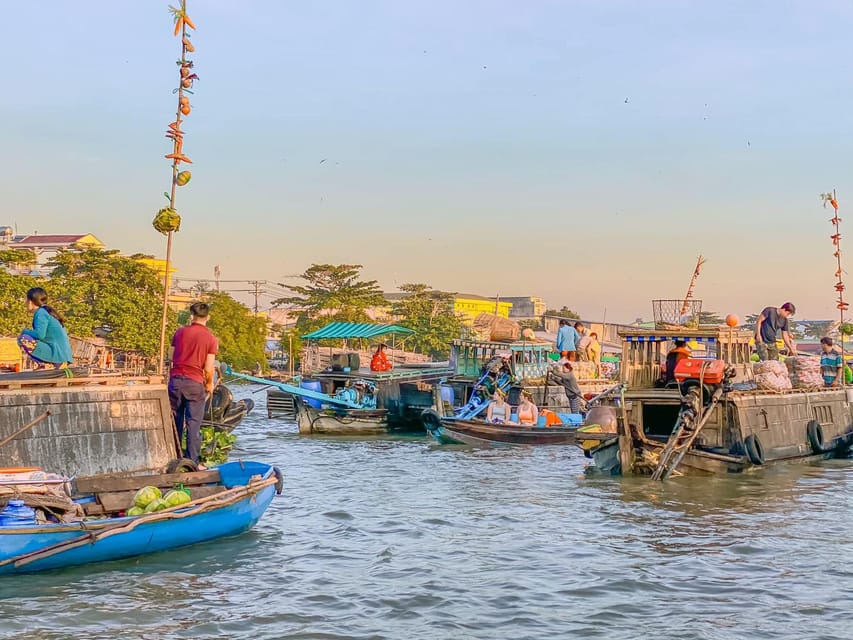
[617,385,634,474]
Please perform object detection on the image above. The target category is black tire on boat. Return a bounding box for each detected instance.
[421,408,443,433]
[744,434,765,466]
[166,458,199,474]
[806,420,826,454]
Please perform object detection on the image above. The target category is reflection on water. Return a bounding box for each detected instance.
[2,384,853,640]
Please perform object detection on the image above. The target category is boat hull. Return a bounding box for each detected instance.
[423,413,578,446]
[294,396,422,436]
[0,462,277,574]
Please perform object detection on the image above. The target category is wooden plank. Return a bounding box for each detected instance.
[98,484,226,513]
[74,469,221,494]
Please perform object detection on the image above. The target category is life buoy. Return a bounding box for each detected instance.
[744,434,765,465]
[421,408,443,434]
[806,420,826,454]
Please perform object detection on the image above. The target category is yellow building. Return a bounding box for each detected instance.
[453,294,513,324]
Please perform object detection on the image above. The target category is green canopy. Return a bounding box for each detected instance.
[302,322,415,340]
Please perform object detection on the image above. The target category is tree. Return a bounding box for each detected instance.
[273,264,386,332]
[801,321,834,340]
[204,291,268,372]
[742,314,759,331]
[544,306,580,319]
[0,248,37,272]
[391,284,465,359]
[46,249,177,356]
[0,270,39,335]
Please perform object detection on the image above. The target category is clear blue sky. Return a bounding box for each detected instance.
[2,1,852,322]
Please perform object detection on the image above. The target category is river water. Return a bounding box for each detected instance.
[2,384,853,639]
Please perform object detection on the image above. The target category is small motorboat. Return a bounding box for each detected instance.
[0,461,282,574]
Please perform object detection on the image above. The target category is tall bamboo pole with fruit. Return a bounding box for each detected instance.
[155,1,198,374]
[821,190,849,388]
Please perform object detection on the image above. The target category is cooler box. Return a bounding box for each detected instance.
[673,358,725,384]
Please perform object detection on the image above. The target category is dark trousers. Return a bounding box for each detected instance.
[168,375,206,463]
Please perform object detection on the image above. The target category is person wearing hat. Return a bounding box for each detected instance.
[754,302,797,361]
[370,343,393,371]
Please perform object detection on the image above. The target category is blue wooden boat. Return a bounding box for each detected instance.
[0,461,282,574]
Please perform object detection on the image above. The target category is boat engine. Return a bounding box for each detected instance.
[672,358,736,439]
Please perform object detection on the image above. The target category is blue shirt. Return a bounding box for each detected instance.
[556,325,579,352]
[820,349,843,386]
[23,307,74,364]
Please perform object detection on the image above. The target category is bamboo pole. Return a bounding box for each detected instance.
[158,2,196,373]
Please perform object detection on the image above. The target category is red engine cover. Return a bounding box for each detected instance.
[673,358,725,384]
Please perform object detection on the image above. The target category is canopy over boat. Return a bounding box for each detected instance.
[302,322,415,341]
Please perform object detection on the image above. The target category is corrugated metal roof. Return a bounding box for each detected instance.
[302,322,415,340]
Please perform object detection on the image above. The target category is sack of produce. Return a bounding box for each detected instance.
[133,486,162,509]
[785,356,823,388]
[753,360,787,376]
[755,372,793,392]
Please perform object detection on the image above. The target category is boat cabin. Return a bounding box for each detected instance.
[450,338,553,381]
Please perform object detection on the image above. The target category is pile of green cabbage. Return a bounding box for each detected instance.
[126,485,191,517]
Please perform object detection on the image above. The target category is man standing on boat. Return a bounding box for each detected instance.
[754,302,797,361]
[556,319,580,361]
[168,302,218,467]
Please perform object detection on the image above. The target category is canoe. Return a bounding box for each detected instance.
[0,460,282,574]
[421,409,580,446]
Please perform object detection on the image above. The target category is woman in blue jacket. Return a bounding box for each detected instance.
[17,287,73,369]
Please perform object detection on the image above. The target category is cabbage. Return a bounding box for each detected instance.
[126,506,145,517]
[163,489,191,508]
[143,497,168,513]
[133,486,162,509]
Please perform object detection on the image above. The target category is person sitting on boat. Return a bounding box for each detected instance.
[516,389,539,426]
[370,344,393,372]
[552,361,585,413]
[820,337,843,388]
[17,287,73,370]
[755,302,797,361]
[664,340,692,384]
[556,319,580,361]
[486,388,511,424]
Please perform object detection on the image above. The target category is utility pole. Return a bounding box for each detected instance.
[214,265,221,292]
[248,280,266,316]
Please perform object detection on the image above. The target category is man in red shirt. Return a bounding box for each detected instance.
[168,302,218,465]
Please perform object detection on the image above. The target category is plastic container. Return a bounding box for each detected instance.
[300,379,324,409]
[537,415,547,427]
[0,499,37,527]
[440,385,455,406]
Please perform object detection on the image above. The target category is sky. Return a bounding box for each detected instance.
[2,0,853,322]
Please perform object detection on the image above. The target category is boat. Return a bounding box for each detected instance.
[0,461,282,574]
[420,409,579,446]
[580,322,853,478]
[203,382,254,432]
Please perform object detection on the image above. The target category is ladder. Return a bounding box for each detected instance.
[455,371,514,420]
[650,385,724,480]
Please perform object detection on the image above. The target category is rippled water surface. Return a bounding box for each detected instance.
[3,384,853,639]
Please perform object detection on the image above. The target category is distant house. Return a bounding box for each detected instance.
[502,296,547,319]
[380,292,513,325]
[10,233,104,274]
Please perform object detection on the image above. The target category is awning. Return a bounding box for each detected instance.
[302,322,415,340]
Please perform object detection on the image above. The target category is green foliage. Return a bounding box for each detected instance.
[801,321,834,340]
[0,249,36,269]
[0,271,40,335]
[545,306,580,319]
[274,264,386,332]
[698,311,723,325]
[199,426,236,466]
[840,323,853,337]
[204,291,268,371]
[45,248,177,355]
[391,283,465,359]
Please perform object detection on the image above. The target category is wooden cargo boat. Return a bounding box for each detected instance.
[582,326,853,477]
[0,461,282,574]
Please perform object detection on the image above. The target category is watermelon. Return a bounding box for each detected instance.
[127,506,145,517]
[133,485,162,509]
[175,171,192,186]
[163,489,191,508]
[144,498,168,513]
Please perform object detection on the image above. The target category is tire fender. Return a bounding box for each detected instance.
[806,420,826,454]
[744,434,765,465]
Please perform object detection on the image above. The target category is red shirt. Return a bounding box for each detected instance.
[170,323,218,384]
